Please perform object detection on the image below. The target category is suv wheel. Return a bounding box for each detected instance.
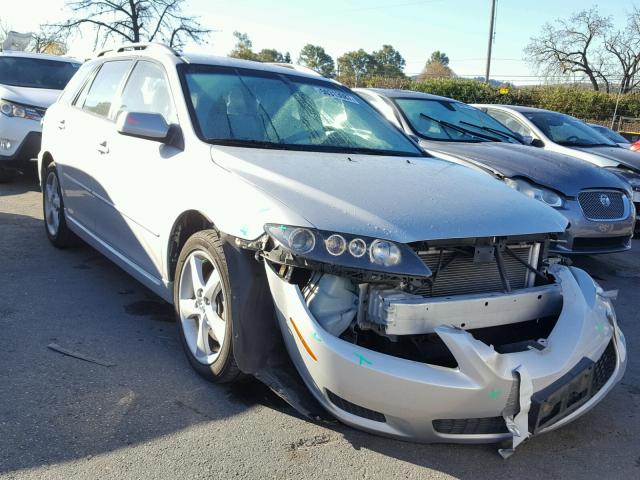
[174,230,241,383]
[43,164,76,248]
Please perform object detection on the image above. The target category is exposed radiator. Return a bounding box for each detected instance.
[413,244,537,297]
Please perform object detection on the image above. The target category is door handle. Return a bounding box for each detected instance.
[57,120,66,130]
[97,141,109,155]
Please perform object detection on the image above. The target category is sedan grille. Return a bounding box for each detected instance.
[578,191,625,220]
[413,245,533,297]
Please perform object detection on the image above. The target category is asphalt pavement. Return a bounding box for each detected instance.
[1,176,639,479]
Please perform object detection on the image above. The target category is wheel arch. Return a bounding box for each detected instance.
[40,152,55,189]
[166,209,215,282]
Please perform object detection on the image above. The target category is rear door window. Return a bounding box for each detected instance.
[81,60,132,118]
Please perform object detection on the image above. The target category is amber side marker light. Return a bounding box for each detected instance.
[289,317,318,362]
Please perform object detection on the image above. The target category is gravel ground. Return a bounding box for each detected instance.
[1,176,639,479]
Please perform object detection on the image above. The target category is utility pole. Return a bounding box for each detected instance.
[485,0,496,83]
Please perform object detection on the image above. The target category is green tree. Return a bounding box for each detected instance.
[428,50,450,66]
[256,48,285,62]
[418,50,454,80]
[337,49,377,84]
[229,31,257,60]
[298,44,335,77]
[373,44,406,77]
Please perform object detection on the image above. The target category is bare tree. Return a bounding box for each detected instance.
[525,7,612,91]
[48,0,210,50]
[605,7,640,93]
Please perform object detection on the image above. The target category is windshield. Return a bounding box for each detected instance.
[525,111,617,147]
[590,124,629,144]
[181,65,423,156]
[0,56,80,90]
[394,98,522,143]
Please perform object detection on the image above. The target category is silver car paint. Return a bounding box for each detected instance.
[265,260,626,443]
[211,145,568,243]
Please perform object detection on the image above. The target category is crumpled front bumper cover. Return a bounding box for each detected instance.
[265,261,626,448]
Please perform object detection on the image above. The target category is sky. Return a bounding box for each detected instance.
[1,0,634,84]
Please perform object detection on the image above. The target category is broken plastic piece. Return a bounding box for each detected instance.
[499,365,533,459]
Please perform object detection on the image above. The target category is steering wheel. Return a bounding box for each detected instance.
[566,135,580,142]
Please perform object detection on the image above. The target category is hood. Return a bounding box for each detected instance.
[0,84,61,108]
[422,141,627,196]
[572,146,640,173]
[211,146,568,243]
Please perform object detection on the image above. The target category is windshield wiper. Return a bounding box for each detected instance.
[458,120,522,143]
[556,141,613,147]
[419,113,499,142]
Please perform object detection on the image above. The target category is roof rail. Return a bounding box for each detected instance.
[96,42,180,58]
[267,63,325,78]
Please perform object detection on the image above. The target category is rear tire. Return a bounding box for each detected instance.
[43,163,77,248]
[174,230,242,383]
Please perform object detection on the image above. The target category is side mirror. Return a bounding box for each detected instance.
[530,138,545,148]
[116,111,170,142]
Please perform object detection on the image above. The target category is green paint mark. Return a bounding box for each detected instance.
[279,225,287,232]
[354,352,373,366]
[258,207,270,214]
[488,389,502,400]
[239,226,248,236]
[596,323,605,334]
[311,332,322,343]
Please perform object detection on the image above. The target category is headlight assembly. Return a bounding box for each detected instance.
[264,224,431,277]
[604,166,640,190]
[0,99,43,121]
[504,177,564,207]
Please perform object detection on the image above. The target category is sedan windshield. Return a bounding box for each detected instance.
[0,57,81,90]
[181,65,423,156]
[395,98,522,143]
[525,111,617,147]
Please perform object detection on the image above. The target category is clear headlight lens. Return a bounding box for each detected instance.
[264,224,430,277]
[504,177,563,207]
[369,239,402,266]
[325,234,347,256]
[348,238,367,258]
[286,227,316,254]
[0,99,43,121]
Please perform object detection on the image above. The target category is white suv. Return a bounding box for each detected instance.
[0,51,80,180]
[38,43,626,453]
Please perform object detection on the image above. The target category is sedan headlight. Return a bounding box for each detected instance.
[264,224,431,277]
[605,166,640,189]
[504,177,564,207]
[0,99,44,121]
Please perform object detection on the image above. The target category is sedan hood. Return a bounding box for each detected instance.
[211,146,567,243]
[0,84,61,108]
[422,141,627,196]
[572,146,640,173]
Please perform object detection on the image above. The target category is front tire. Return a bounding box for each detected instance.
[43,163,76,248]
[174,230,241,383]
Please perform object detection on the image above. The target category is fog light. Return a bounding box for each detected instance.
[0,138,12,150]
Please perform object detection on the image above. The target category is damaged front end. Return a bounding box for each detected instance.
[244,226,626,454]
